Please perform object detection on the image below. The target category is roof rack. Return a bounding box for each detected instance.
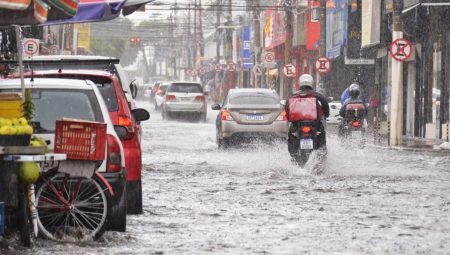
[0,58,120,76]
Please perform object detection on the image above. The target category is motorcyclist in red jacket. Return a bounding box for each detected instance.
[285,74,330,156]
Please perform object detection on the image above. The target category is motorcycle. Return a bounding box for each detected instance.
[338,103,366,149]
[289,120,327,171]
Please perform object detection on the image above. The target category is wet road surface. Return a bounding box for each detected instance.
[6,100,450,254]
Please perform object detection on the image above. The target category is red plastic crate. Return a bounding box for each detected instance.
[54,119,107,161]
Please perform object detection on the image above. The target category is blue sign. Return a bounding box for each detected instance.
[242,26,254,69]
[326,0,348,59]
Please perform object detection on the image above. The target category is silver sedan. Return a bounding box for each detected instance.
[212,88,288,148]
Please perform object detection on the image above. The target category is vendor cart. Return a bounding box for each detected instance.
[0,145,66,247]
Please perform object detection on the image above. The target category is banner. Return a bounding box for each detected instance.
[346,0,361,59]
[241,26,254,69]
[75,23,91,51]
[326,0,348,59]
[361,0,381,48]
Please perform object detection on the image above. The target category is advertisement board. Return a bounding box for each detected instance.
[326,0,348,59]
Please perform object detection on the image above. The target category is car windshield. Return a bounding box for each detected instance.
[0,88,103,133]
[29,74,119,112]
[168,83,203,93]
[229,92,280,105]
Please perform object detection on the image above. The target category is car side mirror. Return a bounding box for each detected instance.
[280,100,287,106]
[129,81,138,99]
[132,108,150,122]
[211,104,221,110]
[114,125,128,139]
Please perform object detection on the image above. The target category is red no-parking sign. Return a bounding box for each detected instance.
[227,63,236,72]
[214,64,222,72]
[390,38,412,62]
[315,57,331,74]
[283,64,297,77]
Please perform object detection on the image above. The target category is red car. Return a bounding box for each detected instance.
[21,69,149,216]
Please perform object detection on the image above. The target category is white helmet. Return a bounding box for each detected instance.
[299,74,314,90]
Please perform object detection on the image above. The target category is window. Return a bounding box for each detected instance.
[311,7,319,22]
[96,82,119,112]
[229,93,280,105]
[0,88,103,133]
[168,83,203,93]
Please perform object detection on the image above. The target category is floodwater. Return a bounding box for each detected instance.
[4,100,450,255]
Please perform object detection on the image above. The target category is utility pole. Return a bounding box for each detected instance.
[193,0,197,80]
[169,13,176,79]
[215,0,221,63]
[187,3,192,80]
[172,4,178,79]
[253,0,261,88]
[390,0,404,146]
[215,0,222,93]
[226,0,232,60]
[318,0,326,94]
[281,0,294,99]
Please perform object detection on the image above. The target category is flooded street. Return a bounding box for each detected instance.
[11,100,450,254]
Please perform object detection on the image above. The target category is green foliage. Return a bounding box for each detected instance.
[22,88,34,122]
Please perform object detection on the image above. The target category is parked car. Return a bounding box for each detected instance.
[12,60,150,215]
[20,55,138,108]
[0,78,127,236]
[154,82,169,111]
[161,81,207,121]
[211,88,288,148]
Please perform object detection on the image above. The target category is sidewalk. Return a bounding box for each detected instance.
[367,123,450,153]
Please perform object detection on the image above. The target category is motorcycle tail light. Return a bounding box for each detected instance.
[302,126,312,133]
[352,121,360,127]
[221,110,234,121]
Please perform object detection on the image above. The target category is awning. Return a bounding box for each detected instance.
[0,0,153,26]
[403,1,450,14]
[0,0,78,25]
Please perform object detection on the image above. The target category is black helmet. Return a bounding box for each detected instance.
[348,83,360,98]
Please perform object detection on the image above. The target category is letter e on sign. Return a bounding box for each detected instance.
[23,38,39,57]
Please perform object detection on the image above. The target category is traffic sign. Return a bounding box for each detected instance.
[214,64,222,72]
[227,63,236,72]
[283,64,297,77]
[252,64,263,76]
[264,51,275,63]
[315,57,331,74]
[49,45,58,55]
[390,38,412,62]
[23,38,39,57]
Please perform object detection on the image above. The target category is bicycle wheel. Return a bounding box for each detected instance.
[35,174,108,240]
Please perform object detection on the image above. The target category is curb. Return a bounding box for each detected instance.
[367,143,450,154]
